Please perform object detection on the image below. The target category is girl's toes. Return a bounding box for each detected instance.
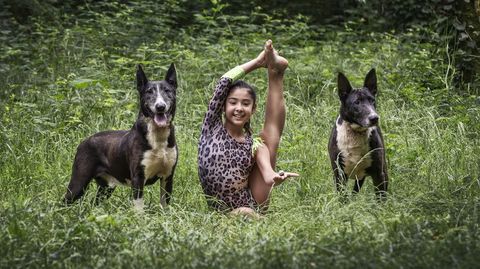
[265,39,273,50]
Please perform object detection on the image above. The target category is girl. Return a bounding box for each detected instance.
[198,40,298,215]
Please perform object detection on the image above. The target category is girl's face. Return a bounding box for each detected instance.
[224,87,255,130]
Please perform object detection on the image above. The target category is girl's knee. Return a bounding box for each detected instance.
[260,131,281,148]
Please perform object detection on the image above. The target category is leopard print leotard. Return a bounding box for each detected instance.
[198,66,258,210]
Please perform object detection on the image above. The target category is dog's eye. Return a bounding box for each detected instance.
[354,100,361,105]
[146,88,154,94]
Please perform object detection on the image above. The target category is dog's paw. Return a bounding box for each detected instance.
[133,198,145,214]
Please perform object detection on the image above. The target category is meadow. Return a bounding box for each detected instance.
[1,1,479,268]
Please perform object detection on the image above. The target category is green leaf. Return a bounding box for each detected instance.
[70,79,97,89]
[452,19,466,31]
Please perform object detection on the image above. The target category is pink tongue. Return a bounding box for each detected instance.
[154,114,168,127]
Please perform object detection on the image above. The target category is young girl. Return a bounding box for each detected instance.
[198,40,298,214]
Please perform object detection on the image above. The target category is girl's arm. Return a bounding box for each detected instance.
[255,143,299,186]
[202,51,266,132]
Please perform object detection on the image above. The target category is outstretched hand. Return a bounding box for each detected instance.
[272,170,299,186]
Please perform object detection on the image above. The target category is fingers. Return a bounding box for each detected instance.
[258,50,266,62]
[277,170,300,181]
[280,173,299,180]
[255,50,267,68]
[284,172,300,178]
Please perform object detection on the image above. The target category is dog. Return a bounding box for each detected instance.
[64,63,178,210]
[328,68,388,199]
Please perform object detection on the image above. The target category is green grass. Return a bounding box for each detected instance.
[1,2,479,268]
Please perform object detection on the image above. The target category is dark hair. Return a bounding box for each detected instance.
[226,80,256,135]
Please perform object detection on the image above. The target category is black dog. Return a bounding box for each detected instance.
[64,64,178,210]
[328,69,388,199]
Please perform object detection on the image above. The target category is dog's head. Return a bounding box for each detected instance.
[337,68,379,131]
[136,63,177,128]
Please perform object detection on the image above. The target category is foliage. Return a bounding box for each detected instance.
[0,0,479,268]
[343,0,480,89]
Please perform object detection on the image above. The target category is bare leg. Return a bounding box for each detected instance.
[249,40,289,206]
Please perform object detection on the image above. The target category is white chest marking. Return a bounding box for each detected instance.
[336,120,373,180]
[141,121,177,181]
[100,173,131,187]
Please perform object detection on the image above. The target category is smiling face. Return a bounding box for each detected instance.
[224,87,256,131]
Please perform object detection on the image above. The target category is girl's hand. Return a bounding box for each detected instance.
[240,48,266,74]
[268,170,300,186]
[254,49,267,69]
[264,40,288,75]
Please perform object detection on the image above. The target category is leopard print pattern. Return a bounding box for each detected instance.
[198,77,257,210]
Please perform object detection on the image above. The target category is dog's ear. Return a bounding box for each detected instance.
[136,64,148,91]
[165,63,177,88]
[364,68,377,95]
[337,72,352,100]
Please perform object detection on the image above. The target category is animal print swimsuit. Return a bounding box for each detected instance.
[198,66,258,210]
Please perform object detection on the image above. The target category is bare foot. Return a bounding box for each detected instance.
[264,40,288,74]
[230,207,261,219]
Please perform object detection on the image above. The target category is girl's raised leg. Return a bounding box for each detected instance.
[249,40,292,206]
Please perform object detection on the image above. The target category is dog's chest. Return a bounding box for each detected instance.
[336,122,373,179]
[141,124,177,181]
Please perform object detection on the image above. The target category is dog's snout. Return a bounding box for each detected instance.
[155,103,166,112]
[369,115,379,125]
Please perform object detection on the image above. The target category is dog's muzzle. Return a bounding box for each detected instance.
[152,104,170,128]
[153,113,169,127]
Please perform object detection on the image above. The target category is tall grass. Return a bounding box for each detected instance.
[1,1,479,268]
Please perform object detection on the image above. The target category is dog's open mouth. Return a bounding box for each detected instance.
[154,113,169,128]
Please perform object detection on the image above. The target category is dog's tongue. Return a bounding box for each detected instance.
[154,114,168,127]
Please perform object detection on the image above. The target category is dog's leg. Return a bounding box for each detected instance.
[94,178,116,205]
[333,163,350,203]
[160,178,167,208]
[333,166,348,193]
[161,173,174,207]
[352,177,366,193]
[372,170,388,201]
[132,186,144,212]
[131,171,146,212]
[64,155,96,204]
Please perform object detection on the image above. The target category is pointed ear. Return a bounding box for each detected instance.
[136,64,148,91]
[337,72,352,100]
[165,63,177,88]
[364,68,377,95]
